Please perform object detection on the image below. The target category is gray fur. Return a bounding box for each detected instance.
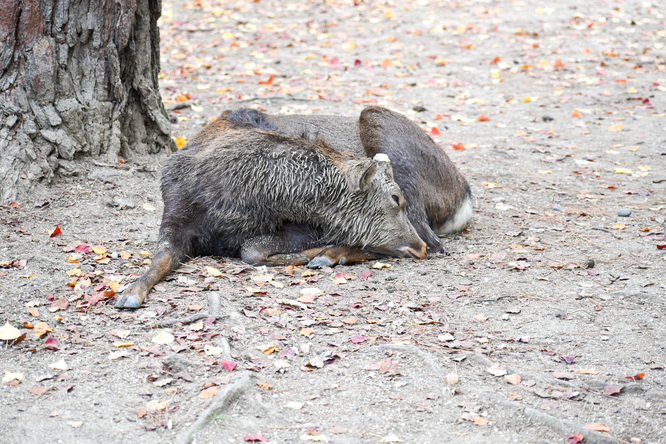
[158,128,426,265]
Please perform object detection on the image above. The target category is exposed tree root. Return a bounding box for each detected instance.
[174,372,253,444]
[150,313,209,329]
[498,400,622,444]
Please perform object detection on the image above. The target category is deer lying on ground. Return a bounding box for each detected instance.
[219,106,473,265]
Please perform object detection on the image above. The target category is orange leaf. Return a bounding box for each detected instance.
[174,136,187,149]
[611,223,626,230]
[430,127,441,136]
[199,386,218,399]
[608,123,624,132]
[584,423,610,432]
[176,93,190,102]
[489,56,500,64]
[433,113,444,120]
[571,110,582,118]
[381,58,392,68]
[299,327,314,336]
[451,143,465,151]
[553,59,564,68]
[476,113,490,122]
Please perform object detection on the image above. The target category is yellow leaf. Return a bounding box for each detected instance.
[33,321,52,338]
[2,370,24,383]
[206,266,223,277]
[611,223,626,230]
[342,41,356,52]
[0,321,22,341]
[49,358,69,371]
[66,255,79,263]
[139,250,151,256]
[112,341,134,348]
[300,327,315,336]
[142,203,156,212]
[608,123,624,132]
[174,136,187,149]
[66,268,83,276]
[614,167,632,175]
[151,330,174,345]
[627,86,637,93]
[371,262,391,269]
[92,245,108,255]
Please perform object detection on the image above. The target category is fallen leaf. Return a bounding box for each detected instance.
[380,434,401,443]
[33,321,52,338]
[350,335,367,344]
[487,364,508,377]
[504,374,522,385]
[614,167,632,175]
[611,223,626,230]
[206,266,223,277]
[49,358,69,371]
[142,203,156,212]
[451,142,465,150]
[476,113,490,122]
[430,127,441,135]
[2,370,24,384]
[607,123,624,132]
[0,322,22,341]
[49,298,69,312]
[571,110,582,118]
[219,359,237,371]
[49,225,62,238]
[199,386,218,399]
[91,245,108,255]
[29,386,48,396]
[151,330,174,345]
[174,136,187,149]
[244,434,269,442]
[604,385,623,396]
[625,372,645,380]
[67,421,83,428]
[584,423,610,432]
[300,328,315,336]
[285,401,304,410]
[371,262,391,269]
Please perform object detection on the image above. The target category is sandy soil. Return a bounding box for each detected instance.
[1,0,664,443]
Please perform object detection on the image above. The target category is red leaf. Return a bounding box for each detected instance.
[430,127,441,135]
[451,143,465,151]
[657,244,666,250]
[49,225,62,238]
[350,335,368,344]
[44,337,60,350]
[476,113,490,122]
[566,433,584,444]
[244,434,269,442]
[625,372,645,380]
[489,56,500,64]
[218,359,237,371]
[359,270,372,280]
[604,385,623,396]
[74,244,91,254]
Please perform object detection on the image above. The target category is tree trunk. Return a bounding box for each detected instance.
[0,0,172,202]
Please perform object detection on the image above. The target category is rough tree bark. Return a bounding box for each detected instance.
[0,0,172,202]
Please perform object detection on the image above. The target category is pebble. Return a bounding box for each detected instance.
[618,208,632,217]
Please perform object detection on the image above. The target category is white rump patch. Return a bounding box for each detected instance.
[434,196,474,235]
[373,153,391,163]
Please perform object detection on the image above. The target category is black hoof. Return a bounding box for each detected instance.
[114,294,144,309]
[307,255,337,269]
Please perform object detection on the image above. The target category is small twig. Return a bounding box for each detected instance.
[173,372,253,444]
[276,298,309,310]
[590,227,621,239]
[91,160,156,172]
[150,313,209,329]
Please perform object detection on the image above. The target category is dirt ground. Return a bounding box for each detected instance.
[1,0,664,443]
